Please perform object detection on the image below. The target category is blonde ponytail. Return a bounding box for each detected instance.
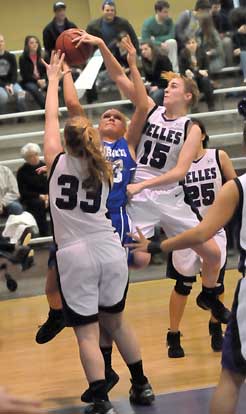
[64,116,113,190]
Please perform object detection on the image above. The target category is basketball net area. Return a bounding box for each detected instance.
[75,50,104,99]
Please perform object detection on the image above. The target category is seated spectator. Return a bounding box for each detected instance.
[19,36,46,109]
[43,1,77,61]
[210,0,234,66]
[0,34,27,116]
[179,37,215,110]
[141,1,179,72]
[140,41,172,105]
[17,143,49,237]
[199,14,225,73]
[230,7,246,82]
[175,0,211,50]
[86,0,139,102]
[0,165,23,217]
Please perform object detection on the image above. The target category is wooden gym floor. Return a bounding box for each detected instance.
[0,266,245,413]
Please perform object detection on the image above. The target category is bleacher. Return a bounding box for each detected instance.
[0,44,246,244]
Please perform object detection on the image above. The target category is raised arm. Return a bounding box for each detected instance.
[42,51,64,171]
[62,61,84,117]
[120,36,149,155]
[72,30,155,109]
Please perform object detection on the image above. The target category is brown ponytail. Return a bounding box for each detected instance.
[64,116,113,190]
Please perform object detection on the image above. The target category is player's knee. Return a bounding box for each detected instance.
[204,242,221,269]
[174,279,193,296]
[132,251,151,269]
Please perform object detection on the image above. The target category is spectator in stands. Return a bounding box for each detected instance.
[87,0,139,64]
[141,1,179,72]
[175,0,211,50]
[140,41,172,105]
[42,2,77,61]
[86,0,140,102]
[0,34,27,116]
[0,165,23,217]
[179,37,215,110]
[230,7,246,82]
[17,143,49,237]
[199,15,225,73]
[19,36,46,109]
[210,0,234,66]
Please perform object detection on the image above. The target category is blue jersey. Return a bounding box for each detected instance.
[104,137,136,211]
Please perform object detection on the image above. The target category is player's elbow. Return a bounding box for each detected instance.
[175,167,188,182]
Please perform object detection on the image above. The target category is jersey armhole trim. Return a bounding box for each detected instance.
[48,152,65,183]
[146,104,158,120]
[235,177,243,213]
[184,119,191,141]
[216,149,225,182]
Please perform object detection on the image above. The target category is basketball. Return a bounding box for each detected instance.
[55,29,93,66]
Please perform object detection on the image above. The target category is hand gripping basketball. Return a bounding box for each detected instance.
[56,29,93,66]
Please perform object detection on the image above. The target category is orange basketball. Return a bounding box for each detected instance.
[55,29,93,66]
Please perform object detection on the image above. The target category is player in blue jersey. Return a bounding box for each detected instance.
[36,37,154,406]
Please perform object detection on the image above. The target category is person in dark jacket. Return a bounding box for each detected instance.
[19,36,47,109]
[179,37,215,110]
[0,34,26,115]
[86,0,140,65]
[85,0,140,102]
[42,1,77,61]
[140,41,172,105]
[17,143,49,236]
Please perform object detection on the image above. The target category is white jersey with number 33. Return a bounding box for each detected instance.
[49,152,114,249]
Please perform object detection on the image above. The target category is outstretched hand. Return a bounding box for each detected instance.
[41,50,65,81]
[120,35,137,67]
[72,30,102,48]
[125,227,150,253]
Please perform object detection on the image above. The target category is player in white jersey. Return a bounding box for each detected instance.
[165,119,236,357]
[42,51,154,414]
[128,173,246,414]
[74,31,230,327]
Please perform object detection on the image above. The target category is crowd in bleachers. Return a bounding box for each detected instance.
[0,0,246,116]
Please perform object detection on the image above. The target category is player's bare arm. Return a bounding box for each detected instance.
[122,36,149,157]
[127,179,239,253]
[42,51,65,171]
[72,31,155,110]
[127,123,202,197]
[219,150,237,181]
[62,61,84,118]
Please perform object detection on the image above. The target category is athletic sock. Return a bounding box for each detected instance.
[49,307,63,319]
[127,360,147,385]
[89,379,108,401]
[202,285,221,298]
[100,346,113,373]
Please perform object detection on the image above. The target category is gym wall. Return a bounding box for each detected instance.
[1,0,195,50]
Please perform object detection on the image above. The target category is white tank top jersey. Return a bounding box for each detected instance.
[49,152,114,249]
[183,149,223,217]
[134,105,190,190]
[236,173,246,253]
